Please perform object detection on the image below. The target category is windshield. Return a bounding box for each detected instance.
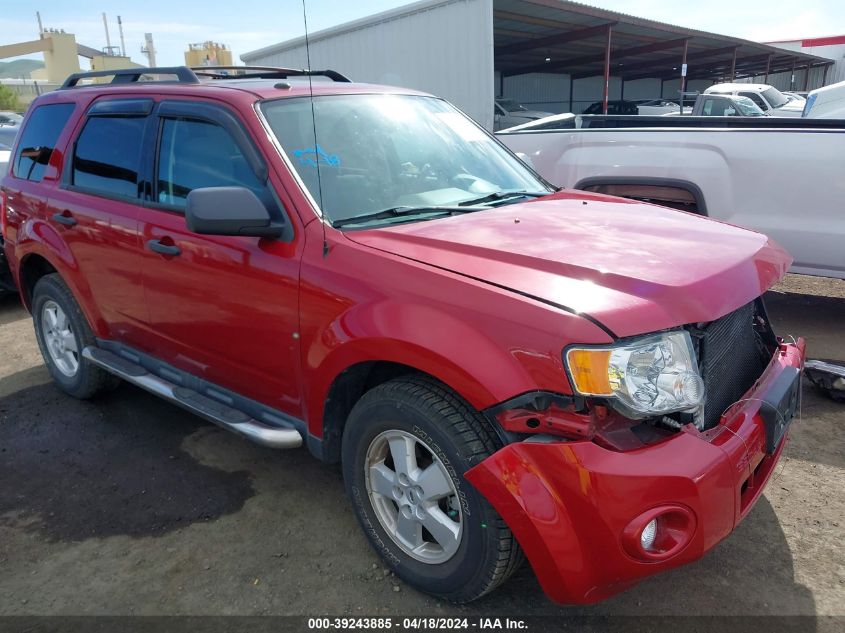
[733,96,765,116]
[261,94,549,225]
[762,87,789,108]
[496,99,526,112]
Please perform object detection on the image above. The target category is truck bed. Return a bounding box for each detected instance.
[498,119,845,279]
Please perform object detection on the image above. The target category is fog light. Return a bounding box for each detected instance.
[640,518,657,550]
[622,505,696,562]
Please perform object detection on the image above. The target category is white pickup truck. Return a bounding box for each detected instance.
[498,116,845,279]
[704,83,805,117]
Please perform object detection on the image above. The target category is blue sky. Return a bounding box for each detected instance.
[2,0,843,68]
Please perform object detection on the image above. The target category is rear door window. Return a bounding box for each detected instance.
[71,116,146,199]
[155,118,265,209]
[13,103,75,182]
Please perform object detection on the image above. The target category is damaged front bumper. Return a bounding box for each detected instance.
[465,339,805,604]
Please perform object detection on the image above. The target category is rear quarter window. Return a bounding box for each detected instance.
[12,103,75,182]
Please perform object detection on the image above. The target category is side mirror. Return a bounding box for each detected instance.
[185,186,284,238]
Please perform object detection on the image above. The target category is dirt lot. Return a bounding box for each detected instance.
[0,274,843,620]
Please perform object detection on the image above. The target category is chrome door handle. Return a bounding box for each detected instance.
[147,239,181,257]
[52,213,77,227]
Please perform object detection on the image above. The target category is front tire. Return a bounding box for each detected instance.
[32,273,119,399]
[342,376,522,603]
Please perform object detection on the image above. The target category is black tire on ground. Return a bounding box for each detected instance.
[342,375,523,603]
[31,273,120,399]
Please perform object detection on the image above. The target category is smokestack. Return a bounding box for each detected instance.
[143,33,156,67]
[102,13,112,52]
[117,16,126,57]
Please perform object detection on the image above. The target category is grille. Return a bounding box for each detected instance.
[694,302,768,429]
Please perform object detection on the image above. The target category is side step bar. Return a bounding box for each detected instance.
[81,347,302,449]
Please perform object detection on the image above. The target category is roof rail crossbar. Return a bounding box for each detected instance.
[189,65,351,83]
[61,67,201,89]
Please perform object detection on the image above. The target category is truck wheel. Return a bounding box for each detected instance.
[32,273,120,399]
[342,376,522,603]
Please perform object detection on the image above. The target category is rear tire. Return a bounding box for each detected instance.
[31,273,120,399]
[342,375,522,603]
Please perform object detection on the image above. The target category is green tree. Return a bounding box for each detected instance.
[0,85,20,111]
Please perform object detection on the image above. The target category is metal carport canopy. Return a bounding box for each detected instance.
[495,0,834,109]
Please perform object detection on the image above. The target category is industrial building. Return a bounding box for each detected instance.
[185,41,234,67]
[241,0,834,129]
[0,25,236,106]
[0,18,144,105]
[761,35,845,90]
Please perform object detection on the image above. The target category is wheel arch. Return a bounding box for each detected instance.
[310,343,516,464]
[318,360,413,463]
[17,247,106,337]
[302,295,578,463]
[18,252,58,309]
[14,217,85,306]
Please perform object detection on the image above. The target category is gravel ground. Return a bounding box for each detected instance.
[0,274,842,619]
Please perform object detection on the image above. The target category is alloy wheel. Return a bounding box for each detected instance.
[364,429,463,564]
[41,300,79,377]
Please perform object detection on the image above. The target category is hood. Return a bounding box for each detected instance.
[344,191,792,338]
[522,110,555,119]
[774,100,805,114]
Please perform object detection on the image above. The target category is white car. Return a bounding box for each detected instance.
[0,126,17,175]
[0,111,23,126]
[703,83,804,117]
[494,98,554,131]
[635,99,691,115]
[0,143,10,175]
[803,80,845,118]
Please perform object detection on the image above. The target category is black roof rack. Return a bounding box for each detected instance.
[60,65,351,89]
[190,65,351,83]
[61,66,200,89]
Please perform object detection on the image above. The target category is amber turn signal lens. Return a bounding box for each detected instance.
[566,349,612,395]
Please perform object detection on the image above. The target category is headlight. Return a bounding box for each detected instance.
[565,331,705,418]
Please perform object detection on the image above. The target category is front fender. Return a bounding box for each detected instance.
[303,299,543,435]
[299,221,614,445]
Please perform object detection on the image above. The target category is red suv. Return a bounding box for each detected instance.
[1,66,804,604]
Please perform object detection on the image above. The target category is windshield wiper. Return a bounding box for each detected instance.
[457,190,550,207]
[332,192,552,228]
[332,206,480,228]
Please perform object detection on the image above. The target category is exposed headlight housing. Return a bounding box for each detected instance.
[565,331,705,418]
